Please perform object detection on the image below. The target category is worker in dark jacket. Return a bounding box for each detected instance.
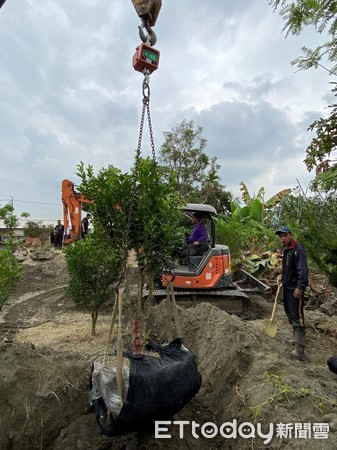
[276,226,308,360]
[54,220,64,249]
[81,213,91,240]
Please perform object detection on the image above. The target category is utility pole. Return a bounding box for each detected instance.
[9,196,14,240]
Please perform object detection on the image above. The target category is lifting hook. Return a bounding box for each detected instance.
[138,20,157,46]
[131,0,162,46]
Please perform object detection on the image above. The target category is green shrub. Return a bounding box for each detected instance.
[215,216,280,267]
[215,216,251,264]
[0,249,23,309]
[65,235,122,335]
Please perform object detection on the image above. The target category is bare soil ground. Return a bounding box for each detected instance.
[1,252,337,450]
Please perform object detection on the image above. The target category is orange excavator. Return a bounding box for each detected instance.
[61,179,93,244]
[151,203,271,318]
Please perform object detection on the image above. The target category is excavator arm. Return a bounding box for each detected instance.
[62,179,92,244]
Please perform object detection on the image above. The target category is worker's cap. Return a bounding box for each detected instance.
[275,226,292,235]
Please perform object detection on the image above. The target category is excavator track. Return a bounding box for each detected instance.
[150,285,253,319]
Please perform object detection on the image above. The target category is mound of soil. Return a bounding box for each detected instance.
[1,253,337,449]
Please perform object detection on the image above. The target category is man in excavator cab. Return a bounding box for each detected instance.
[172,207,211,267]
[185,211,208,256]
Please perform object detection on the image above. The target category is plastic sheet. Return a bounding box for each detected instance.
[90,338,202,436]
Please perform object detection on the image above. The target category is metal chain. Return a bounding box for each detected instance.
[115,69,156,353]
[113,102,145,291]
[142,69,156,162]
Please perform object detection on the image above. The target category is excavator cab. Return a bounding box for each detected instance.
[163,203,232,291]
[176,204,216,269]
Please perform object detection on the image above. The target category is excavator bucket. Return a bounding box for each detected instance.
[131,0,162,27]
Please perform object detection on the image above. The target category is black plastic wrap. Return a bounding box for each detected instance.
[91,338,202,436]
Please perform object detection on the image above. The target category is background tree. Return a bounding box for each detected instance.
[0,203,29,242]
[278,190,337,287]
[304,83,337,192]
[269,0,337,74]
[159,120,232,211]
[24,221,51,246]
[269,1,337,193]
[0,204,26,309]
[196,157,233,213]
[270,0,337,287]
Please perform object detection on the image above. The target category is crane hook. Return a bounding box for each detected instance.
[138,19,157,46]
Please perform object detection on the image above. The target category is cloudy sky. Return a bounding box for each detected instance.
[0,0,333,223]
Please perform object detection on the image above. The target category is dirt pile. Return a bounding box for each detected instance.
[1,254,337,449]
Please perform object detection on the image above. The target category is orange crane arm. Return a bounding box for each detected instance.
[61,179,93,244]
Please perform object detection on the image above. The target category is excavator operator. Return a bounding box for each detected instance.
[185,212,208,256]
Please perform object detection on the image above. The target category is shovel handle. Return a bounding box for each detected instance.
[270,283,282,322]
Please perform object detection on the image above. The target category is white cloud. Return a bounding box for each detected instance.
[0,0,332,220]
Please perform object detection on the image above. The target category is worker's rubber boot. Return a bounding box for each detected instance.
[285,338,295,345]
[285,328,295,346]
[290,327,306,360]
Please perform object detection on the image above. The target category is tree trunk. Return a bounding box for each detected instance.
[91,309,99,336]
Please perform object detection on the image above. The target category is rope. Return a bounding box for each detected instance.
[116,288,125,404]
[165,277,182,341]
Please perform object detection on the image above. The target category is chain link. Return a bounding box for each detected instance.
[146,102,156,163]
[142,69,150,101]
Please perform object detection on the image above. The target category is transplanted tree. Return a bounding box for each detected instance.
[159,120,232,211]
[69,158,183,334]
[130,157,183,299]
[65,163,131,335]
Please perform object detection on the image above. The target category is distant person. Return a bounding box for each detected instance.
[54,220,64,249]
[276,226,308,360]
[81,214,91,239]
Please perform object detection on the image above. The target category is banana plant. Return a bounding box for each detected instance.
[243,251,281,274]
[231,182,292,223]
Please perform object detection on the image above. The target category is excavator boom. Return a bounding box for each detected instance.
[62,179,92,244]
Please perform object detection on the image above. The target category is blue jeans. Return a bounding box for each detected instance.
[283,287,305,328]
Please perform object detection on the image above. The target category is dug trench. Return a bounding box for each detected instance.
[1,253,337,449]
